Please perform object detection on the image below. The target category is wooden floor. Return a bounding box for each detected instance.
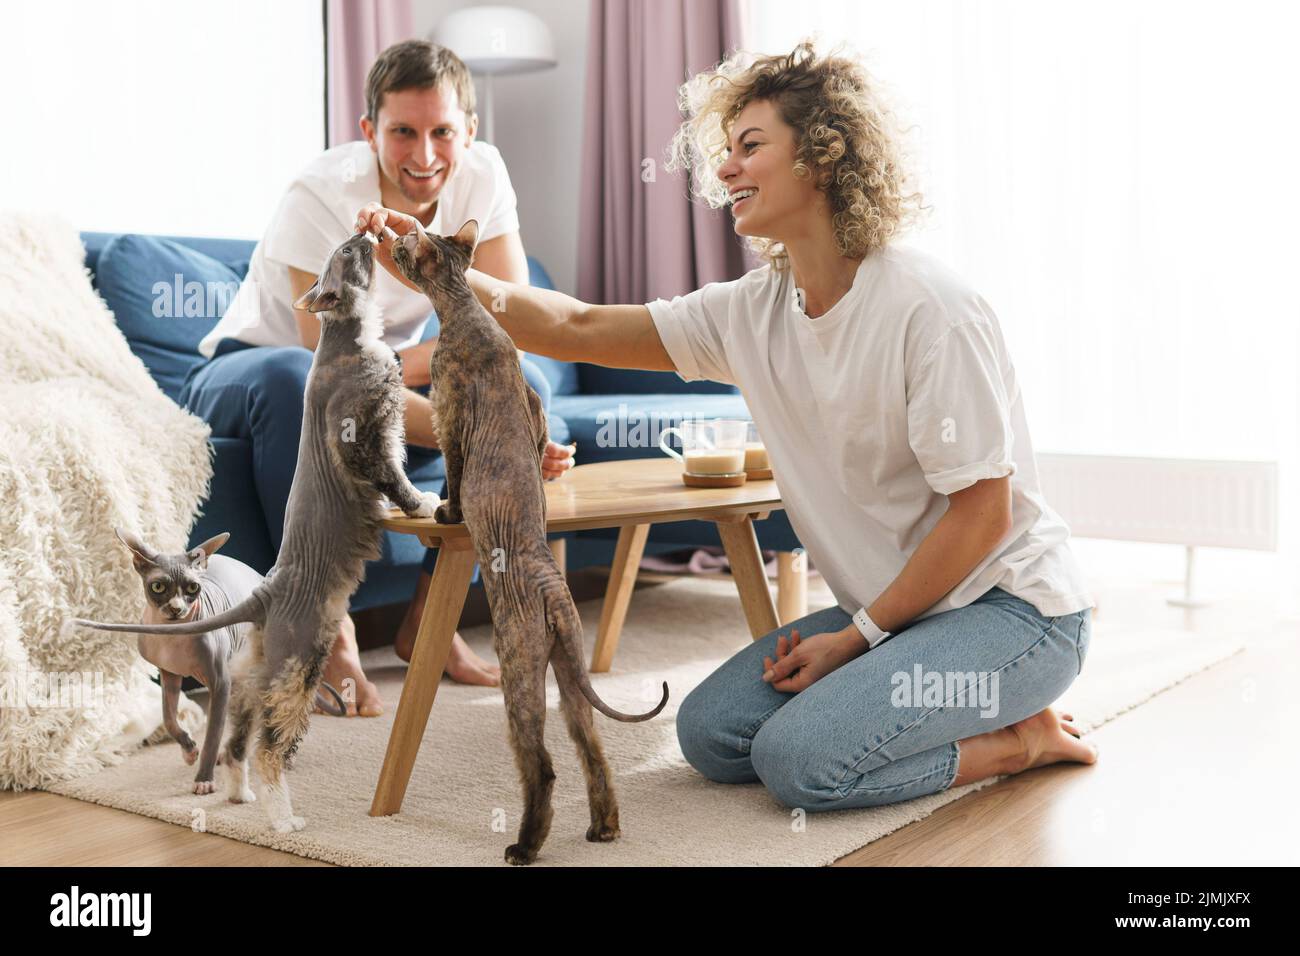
[3,542,1296,866]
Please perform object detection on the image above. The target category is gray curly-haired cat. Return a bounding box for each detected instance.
[386,218,669,865]
[78,232,436,832]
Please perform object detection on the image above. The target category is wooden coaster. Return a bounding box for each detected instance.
[745,467,773,480]
[682,472,748,488]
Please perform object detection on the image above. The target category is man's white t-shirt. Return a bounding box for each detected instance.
[199,139,520,358]
[646,243,1095,624]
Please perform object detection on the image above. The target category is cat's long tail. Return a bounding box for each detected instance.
[313,682,349,717]
[544,585,668,723]
[74,591,267,636]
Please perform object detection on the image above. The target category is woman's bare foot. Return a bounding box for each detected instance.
[1007,707,1099,773]
[317,615,384,717]
[952,706,1097,787]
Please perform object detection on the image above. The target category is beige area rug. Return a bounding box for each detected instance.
[47,576,1243,866]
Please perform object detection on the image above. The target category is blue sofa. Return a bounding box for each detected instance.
[81,232,802,611]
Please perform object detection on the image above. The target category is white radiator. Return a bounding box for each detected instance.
[1036,453,1279,551]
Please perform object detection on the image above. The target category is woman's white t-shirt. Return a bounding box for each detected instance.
[199,139,520,358]
[646,243,1095,623]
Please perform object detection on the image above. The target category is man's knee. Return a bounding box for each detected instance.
[183,346,312,434]
[254,347,313,406]
[229,346,313,435]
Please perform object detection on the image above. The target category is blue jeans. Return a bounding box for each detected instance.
[675,586,1091,810]
[179,341,553,581]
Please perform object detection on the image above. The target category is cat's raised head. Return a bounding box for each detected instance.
[294,232,378,314]
[114,528,230,621]
[390,219,479,291]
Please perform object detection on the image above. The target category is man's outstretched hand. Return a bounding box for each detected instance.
[356,202,424,292]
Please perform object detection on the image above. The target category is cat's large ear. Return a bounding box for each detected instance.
[294,250,348,313]
[187,532,230,568]
[293,274,340,313]
[451,219,479,266]
[114,527,157,574]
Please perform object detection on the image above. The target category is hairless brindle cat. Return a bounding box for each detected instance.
[385,218,669,865]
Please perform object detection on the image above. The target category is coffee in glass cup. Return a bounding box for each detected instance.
[658,419,748,487]
[743,421,772,479]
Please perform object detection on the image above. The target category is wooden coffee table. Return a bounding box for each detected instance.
[369,457,805,816]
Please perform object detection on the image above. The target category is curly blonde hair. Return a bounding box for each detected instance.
[668,41,926,268]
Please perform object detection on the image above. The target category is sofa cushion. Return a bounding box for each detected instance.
[96,235,240,403]
[552,392,751,465]
[527,353,579,397]
[82,232,254,280]
[577,364,740,396]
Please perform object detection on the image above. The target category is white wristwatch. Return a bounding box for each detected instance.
[852,607,891,648]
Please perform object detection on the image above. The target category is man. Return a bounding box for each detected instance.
[184,40,574,715]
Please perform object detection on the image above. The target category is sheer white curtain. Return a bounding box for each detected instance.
[0,0,325,238]
[750,0,1300,595]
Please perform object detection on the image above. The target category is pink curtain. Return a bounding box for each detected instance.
[578,0,750,305]
[326,0,415,147]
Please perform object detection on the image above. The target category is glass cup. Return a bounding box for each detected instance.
[743,421,769,473]
[658,419,748,477]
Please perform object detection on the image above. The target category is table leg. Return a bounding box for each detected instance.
[370,538,477,817]
[591,523,650,673]
[548,535,566,572]
[716,516,780,639]
[777,550,808,623]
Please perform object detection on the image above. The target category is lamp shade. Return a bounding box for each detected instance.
[431,5,557,75]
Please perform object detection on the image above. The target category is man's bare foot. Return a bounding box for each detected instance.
[393,571,501,686]
[396,627,500,686]
[1007,707,1099,773]
[317,615,384,717]
[444,632,501,686]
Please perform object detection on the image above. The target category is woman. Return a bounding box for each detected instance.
[359,42,1098,810]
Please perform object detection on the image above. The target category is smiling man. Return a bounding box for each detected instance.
[184,41,573,715]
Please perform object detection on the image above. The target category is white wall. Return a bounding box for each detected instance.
[413,0,590,293]
[0,1,324,238]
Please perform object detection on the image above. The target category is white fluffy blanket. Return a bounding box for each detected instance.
[0,213,214,790]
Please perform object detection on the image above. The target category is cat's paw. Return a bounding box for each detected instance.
[504,843,538,866]
[181,746,198,766]
[272,815,306,834]
[434,504,462,525]
[193,778,216,796]
[409,492,440,519]
[586,822,621,843]
[228,786,256,805]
